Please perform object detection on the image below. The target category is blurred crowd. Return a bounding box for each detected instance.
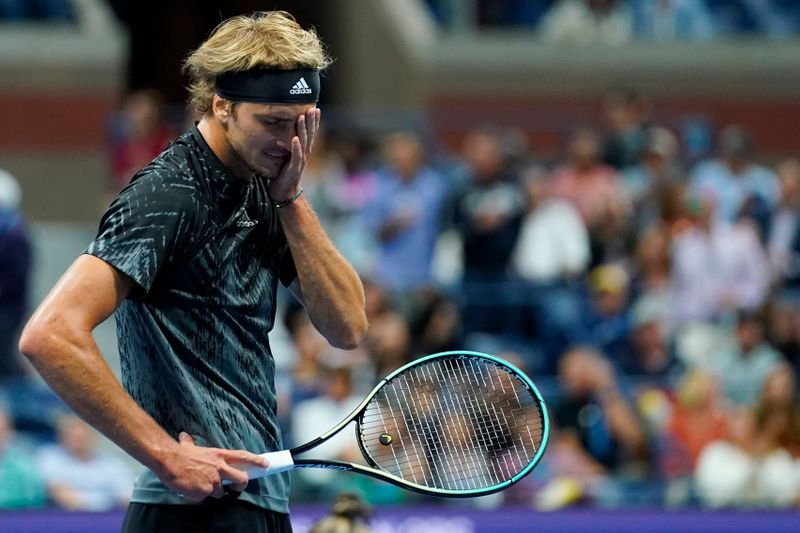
[264,87,800,510]
[3,84,800,512]
[0,408,133,510]
[1,149,131,514]
[427,0,800,40]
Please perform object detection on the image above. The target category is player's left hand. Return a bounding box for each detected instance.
[269,107,320,202]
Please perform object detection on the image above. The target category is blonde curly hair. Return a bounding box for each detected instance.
[183,11,332,113]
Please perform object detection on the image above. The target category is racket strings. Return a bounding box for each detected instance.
[359,355,545,492]
[415,365,497,490]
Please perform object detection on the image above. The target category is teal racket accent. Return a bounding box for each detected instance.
[234,351,549,498]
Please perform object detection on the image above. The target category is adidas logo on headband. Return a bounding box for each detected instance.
[289,77,312,95]
[216,68,320,103]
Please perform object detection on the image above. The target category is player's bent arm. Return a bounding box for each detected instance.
[18,255,265,500]
[280,197,368,350]
[19,255,177,469]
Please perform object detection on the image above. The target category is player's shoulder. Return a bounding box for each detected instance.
[109,161,202,227]
[132,131,202,186]
[120,167,200,216]
[121,133,205,201]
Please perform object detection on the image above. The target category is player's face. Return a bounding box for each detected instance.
[225,101,316,178]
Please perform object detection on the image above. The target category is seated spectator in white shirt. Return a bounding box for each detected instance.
[36,414,133,511]
[695,407,799,508]
[291,366,362,492]
[511,167,590,283]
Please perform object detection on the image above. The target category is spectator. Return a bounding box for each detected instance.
[710,310,782,407]
[754,363,800,457]
[506,165,590,366]
[0,203,32,378]
[364,310,411,379]
[302,125,349,232]
[292,367,363,496]
[695,407,799,508]
[286,310,332,405]
[539,0,634,46]
[617,295,682,381]
[361,279,411,377]
[306,128,378,273]
[530,424,607,509]
[511,167,590,284]
[630,0,716,41]
[663,370,728,480]
[452,128,524,282]
[450,129,525,333]
[767,158,800,287]
[310,492,371,533]
[581,264,633,359]
[328,130,380,272]
[108,89,175,193]
[765,297,800,381]
[407,287,463,358]
[363,133,447,292]
[601,89,652,170]
[621,127,684,229]
[285,308,373,411]
[671,191,770,324]
[554,347,647,473]
[630,225,672,302]
[690,125,779,223]
[35,414,133,511]
[0,407,46,509]
[549,129,630,259]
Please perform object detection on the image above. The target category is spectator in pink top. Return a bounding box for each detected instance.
[109,89,175,193]
[550,129,629,228]
[550,129,630,265]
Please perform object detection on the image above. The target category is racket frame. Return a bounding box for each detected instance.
[277,350,550,498]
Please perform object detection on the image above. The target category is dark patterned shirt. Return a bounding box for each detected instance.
[86,126,296,512]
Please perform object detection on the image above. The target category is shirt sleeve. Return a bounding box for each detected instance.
[85,170,201,297]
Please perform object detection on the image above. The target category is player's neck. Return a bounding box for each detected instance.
[197,116,253,182]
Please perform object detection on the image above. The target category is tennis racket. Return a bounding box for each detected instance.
[233,351,549,497]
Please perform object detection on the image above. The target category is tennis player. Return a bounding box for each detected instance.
[19,11,367,532]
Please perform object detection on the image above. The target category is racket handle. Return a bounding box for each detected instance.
[239,450,295,480]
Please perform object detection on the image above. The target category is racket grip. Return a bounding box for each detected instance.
[241,450,295,479]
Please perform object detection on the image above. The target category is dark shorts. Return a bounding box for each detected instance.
[120,501,292,533]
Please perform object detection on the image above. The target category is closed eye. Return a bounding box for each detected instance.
[255,114,293,126]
